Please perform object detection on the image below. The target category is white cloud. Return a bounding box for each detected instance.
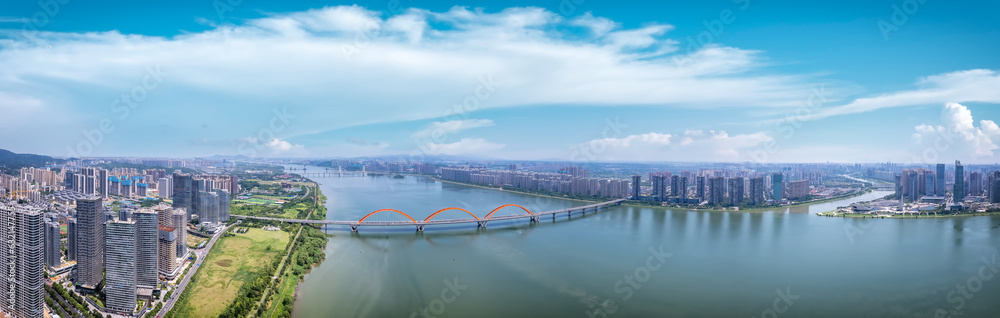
[910,103,1000,163]
[411,119,494,141]
[575,130,772,162]
[0,5,825,157]
[422,138,505,156]
[264,138,306,155]
[801,69,1000,121]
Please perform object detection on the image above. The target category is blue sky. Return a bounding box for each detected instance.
[1,0,999,163]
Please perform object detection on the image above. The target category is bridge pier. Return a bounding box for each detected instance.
[477,221,488,228]
[530,216,539,223]
[416,225,425,232]
[350,225,359,232]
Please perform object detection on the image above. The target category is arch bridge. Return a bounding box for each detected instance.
[233,199,626,232]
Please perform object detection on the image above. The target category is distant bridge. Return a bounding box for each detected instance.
[294,172,367,178]
[233,199,626,232]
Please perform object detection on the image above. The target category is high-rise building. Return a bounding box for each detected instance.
[98,168,109,198]
[134,209,159,289]
[954,161,965,202]
[215,189,230,222]
[709,177,726,205]
[969,172,984,196]
[157,206,178,276]
[788,180,810,200]
[772,173,784,201]
[728,177,745,206]
[989,171,1000,204]
[671,176,688,199]
[66,217,77,261]
[631,175,641,200]
[748,177,765,205]
[173,209,188,258]
[44,220,61,269]
[171,172,193,216]
[0,204,45,318]
[696,176,706,201]
[925,173,935,197]
[158,177,171,199]
[75,197,105,290]
[105,219,137,314]
[936,163,946,196]
[651,175,667,201]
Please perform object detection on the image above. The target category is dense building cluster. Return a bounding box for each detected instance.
[440,167,631,198]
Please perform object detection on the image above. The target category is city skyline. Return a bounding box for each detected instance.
[1,1,999,163]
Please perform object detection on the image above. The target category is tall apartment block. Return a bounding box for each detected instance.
[134,209,159,289]
[75,197,105,290]
[66,218,77,261]
[44,220,61,269]
[173,209,188,257]
[0,204,45,318]
[631,175,641,199]
[157,205,178,276]
[936,163,946,196]
[748,177,765,205]
[728,177,745,206]
[105,219,137,314]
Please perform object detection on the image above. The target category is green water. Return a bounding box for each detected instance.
[291,170,1000,317]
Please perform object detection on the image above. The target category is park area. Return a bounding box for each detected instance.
[170,227,290,318]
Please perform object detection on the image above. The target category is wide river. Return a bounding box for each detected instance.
[290,168,1000,317]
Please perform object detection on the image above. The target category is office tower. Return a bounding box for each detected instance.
[631,175,641,200]
[936,163,946,196]
[75,197,105,290]
[894,175,903,200]
[908,171,920,201]
[679,177,688,199]
[171,172,193,215]
[0,204,45,318]
[157,206,177,275]
[44,220,61,269]
[728,177,745,206]
[772,173,784,201]
[105,219,137,314]
[173,209,188,257]
[708,177,726,205]
[134,209,159,289]
[954,161,965,202]
[749,177,765,205]
[969,172,983,196]
[158,177,171,199]
[197,191,219,224]
[215,189,230,222]
[696,176,706,201]
[66,218,77,261]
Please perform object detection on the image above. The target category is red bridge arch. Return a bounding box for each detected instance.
[484,204,534,220]
[358,209,418,224]
[423,207,480,222]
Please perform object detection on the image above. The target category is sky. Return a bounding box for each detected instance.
[1,0,999,164]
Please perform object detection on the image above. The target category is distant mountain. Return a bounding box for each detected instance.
[0,149,63,174]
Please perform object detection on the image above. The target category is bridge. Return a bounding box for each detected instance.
[233,199,626,232]
[294,172,367,178]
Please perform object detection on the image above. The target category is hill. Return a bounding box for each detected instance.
[0,149,62,174]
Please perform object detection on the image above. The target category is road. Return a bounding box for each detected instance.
[156,222,235,317]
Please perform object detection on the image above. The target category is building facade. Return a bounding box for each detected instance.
[75,197,105,290]
[0,204,45,318]
[105,220,137,314]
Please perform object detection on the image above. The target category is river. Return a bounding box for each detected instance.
[289,167,1000,317]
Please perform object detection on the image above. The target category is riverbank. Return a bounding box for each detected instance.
[817,210,1000,219]
[432,176,875,213]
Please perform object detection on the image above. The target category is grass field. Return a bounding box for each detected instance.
[186,235,208,249]
[171,228,290,318]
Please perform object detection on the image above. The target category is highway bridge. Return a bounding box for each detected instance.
[233,198,626,232]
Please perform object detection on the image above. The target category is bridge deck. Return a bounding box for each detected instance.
[233,199,626,227]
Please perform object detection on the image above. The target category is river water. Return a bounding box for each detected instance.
[290,168,1000,317]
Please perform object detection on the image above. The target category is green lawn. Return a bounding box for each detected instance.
[171,228,290,318]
